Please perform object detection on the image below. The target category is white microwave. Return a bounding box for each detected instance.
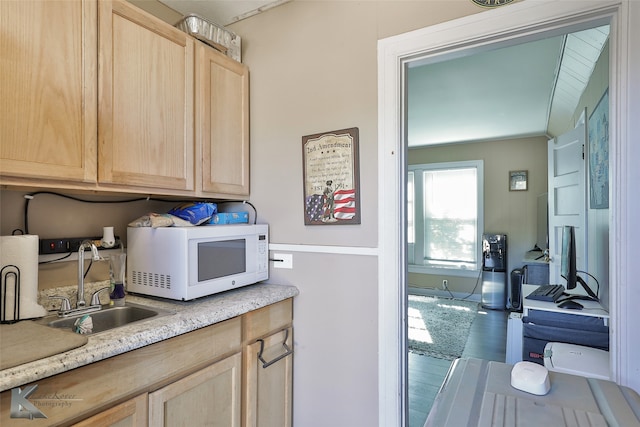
[127,224,268,301]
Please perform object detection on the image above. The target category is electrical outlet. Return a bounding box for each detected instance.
[442,279,448,290]
[273,253,293,269]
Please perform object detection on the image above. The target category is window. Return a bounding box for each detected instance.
[408,160,484,275]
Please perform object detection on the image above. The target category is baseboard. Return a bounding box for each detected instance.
[408,286,481,302]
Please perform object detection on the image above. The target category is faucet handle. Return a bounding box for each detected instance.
[49,295,72,312]
[90,287,110,306]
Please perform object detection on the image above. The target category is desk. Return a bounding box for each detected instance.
[521,285,609,364]
[505,285,609,365]
[424,358,640,427]
[522,284,609,321]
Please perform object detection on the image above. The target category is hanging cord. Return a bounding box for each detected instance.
[39,253,72,265]
[457,269,483,301]
[577,270,601,296]
[22,192,258,267]
[430,270,482,302]
[23,191,194,266]
[23,191,195,235]
[243,200,258,224]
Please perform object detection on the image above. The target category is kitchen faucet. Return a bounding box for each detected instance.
[77,240,101,307]
[49,240,109,317]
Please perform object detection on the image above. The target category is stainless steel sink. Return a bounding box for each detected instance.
[37,302,174,335]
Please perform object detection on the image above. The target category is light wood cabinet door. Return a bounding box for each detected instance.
[197,43,250,197]
[149,352,242,427]
[72,393,147,427]
[98,0,194,192]
[0,0,97,182]
[244,327,293,427]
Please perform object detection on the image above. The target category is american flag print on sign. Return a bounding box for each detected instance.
[333,189,356,220]
[305,194,325,222]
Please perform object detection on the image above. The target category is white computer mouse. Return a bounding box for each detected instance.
[510,361,551,395]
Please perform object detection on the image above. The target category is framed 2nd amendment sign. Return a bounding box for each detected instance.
[302,127,361,225]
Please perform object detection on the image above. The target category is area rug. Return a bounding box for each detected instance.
[408,295,479,360]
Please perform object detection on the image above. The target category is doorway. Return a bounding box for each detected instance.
[377,2,633,426]
[405,26,608,427]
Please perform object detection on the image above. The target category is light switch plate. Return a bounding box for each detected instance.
[273,253,293,269]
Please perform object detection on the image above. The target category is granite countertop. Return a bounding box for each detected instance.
[0,283,298,392]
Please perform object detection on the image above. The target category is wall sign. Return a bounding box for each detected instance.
[302,128,361,225]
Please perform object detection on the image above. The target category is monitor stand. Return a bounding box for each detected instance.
[558,275,599,302]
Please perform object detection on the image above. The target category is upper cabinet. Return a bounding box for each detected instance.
[0,0,97,183]
[197,44,250,197]
[1,0,249,199]
[98,0,195,192]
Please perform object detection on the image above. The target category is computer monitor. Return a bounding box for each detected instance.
[560,225,577,289]
[560,225,599,301]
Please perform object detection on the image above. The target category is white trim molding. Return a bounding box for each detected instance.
[268,243,378,256]
[378,1,638,425]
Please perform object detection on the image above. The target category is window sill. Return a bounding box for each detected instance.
[408,265,481,278]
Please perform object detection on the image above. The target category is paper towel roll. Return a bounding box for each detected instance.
[0,235,47,321]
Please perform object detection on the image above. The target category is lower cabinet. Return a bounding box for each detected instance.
[243,299,294,427]
[244,327,293,427]
[0,299,293,427]
[69,354,243,427]
[149,353,242,427]
[72,393,148,427]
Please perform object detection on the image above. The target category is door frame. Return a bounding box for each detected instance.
[377,1,636,425]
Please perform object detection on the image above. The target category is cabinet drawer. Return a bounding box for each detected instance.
[243,299,293,342]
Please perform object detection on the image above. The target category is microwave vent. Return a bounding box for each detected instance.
[132,270,171,290]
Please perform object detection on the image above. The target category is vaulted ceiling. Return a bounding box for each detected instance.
[407,25,609,147]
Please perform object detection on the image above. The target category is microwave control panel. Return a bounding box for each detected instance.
[258,233,268,274]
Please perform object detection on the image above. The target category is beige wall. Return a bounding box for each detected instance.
[407,136,548,294]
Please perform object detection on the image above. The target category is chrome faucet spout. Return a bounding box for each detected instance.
[77,240,101,308]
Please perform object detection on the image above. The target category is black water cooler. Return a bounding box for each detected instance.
[481,234,507,310]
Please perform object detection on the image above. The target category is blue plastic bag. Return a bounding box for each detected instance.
[168,202,217,225]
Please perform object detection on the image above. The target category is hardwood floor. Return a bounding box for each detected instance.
[408,304,509,427]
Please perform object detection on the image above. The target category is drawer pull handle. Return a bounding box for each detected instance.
[257,328,292,369]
